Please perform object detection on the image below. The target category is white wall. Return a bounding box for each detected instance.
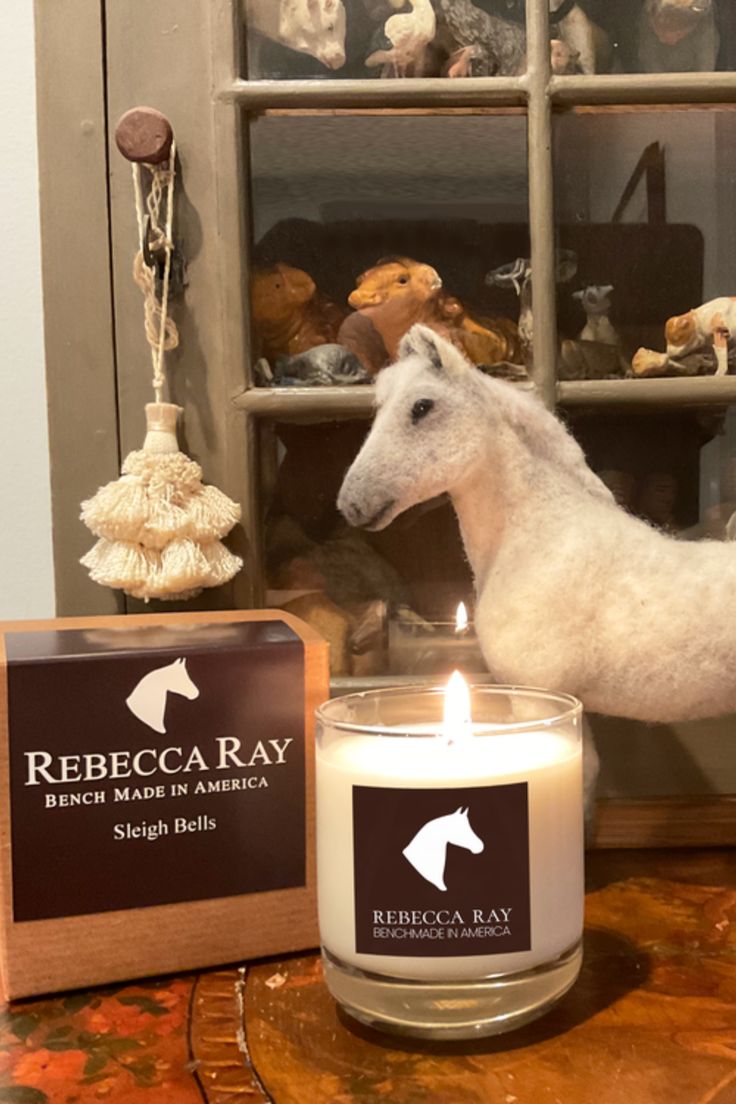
[0,6,55,619]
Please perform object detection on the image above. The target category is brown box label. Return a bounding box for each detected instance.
[7,622,306,921]
[353,783,530,957]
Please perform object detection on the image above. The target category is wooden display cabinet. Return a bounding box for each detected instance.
[35,0,736,843]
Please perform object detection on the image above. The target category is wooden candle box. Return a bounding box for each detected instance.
[0,610,328,999]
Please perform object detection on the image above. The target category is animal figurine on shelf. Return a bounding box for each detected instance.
[365,0,437,77]
[549,0,610,74]
[571,284,629,375]
[338,323,736,727]
[251,263,344,363]
[337,311,390,375]
[243,0,347,71]
[638,0,719,72]
[574,285,619,345]
[431,0,527,77]
[550,37,582,74]
[270,344,371,386]
[665,297,736,358]
[631,342,732,377]
[558,340,624,381]
[486,250,577,366]
[347,256,521,369]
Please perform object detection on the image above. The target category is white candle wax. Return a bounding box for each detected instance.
[317,721,583,983]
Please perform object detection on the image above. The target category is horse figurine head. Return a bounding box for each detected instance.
[402,805,484,892]
[338,325,494,532]
[338,323,608,538]
[125,657,199,735]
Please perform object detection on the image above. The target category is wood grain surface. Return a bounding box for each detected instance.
[2,850,736,1103]
[243,850,736,1104]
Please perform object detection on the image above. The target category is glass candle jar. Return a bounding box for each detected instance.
[316,683,584,1039]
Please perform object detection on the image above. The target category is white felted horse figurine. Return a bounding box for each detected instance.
[338,324,736,724]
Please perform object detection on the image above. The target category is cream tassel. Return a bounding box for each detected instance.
[81,403,242,601]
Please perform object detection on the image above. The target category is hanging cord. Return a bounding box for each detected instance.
[132,140,179,403]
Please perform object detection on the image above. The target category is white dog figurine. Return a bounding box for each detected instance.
[666,297,736,358]
[244,0,347,70]
[338,324,736,725]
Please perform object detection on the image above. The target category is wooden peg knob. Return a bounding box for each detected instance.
[115,107,173,164]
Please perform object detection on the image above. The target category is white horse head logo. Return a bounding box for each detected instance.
[402,806,484,892]
[125,658,199,734]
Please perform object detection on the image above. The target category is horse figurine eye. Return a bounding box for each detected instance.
[411,398,435,424]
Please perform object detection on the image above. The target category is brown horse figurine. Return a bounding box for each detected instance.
[343,256,521,373]
[251,263,345,362]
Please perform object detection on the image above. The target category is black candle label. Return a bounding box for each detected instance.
[353,783,530,956]
[7,622,306,921]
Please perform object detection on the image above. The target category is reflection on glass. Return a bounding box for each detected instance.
[554,108,736,382]
[250,114,530,388]
[242,0,527,81]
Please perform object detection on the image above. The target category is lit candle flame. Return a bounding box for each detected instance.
[444,670,472,744]
[455,602,468,634]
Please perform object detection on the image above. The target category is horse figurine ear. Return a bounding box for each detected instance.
[398,324,468,376]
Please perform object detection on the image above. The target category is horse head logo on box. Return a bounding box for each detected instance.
[403,806,484,892]
[126,658,199,734]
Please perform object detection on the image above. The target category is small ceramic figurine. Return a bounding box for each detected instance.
[567,285,629,376]
[486,258,534,363]
[272,344,371,386]
[486,250,577,366]
[549,0,610,74]
[348,256,521,368]
[631,346,729,378]
[550,37,582,74]
[251,263,344,363]
[244,0,347,70]
[558,340,623,380]
[337,311,390,375]
[638,0,719,73]
[665,297,736,358]
[365,0,437,77]
[432,0,527,77]
[573,285,617,345]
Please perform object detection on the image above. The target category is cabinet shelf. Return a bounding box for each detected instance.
[558,376,736,409]
[222,77,528,111]
[235,377,736,422]
[551,72,736,108]
[223,72,736,114]
[234,385,375,421]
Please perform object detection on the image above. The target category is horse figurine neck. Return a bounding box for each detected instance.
[126,657,199,734]
[338,323,736,725]
[403,806,483,892]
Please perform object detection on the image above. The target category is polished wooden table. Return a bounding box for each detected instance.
[2,850,736,1104]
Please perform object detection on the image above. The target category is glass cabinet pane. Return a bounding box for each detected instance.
[242,1,527,80]
[565,405,736,798]
[551,2,734,75]
[554,107,736,384]
[262,417,485,677]
[249,113,529,387]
